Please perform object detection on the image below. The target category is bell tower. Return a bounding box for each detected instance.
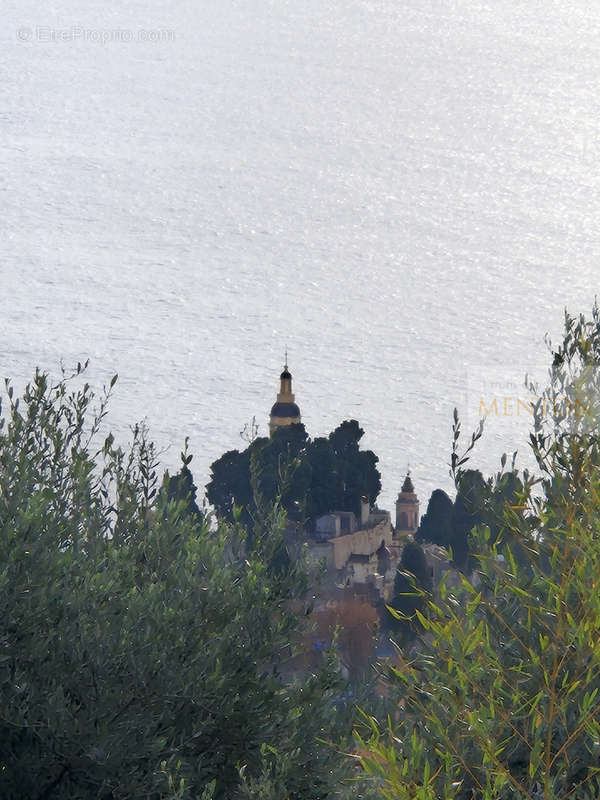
[395,471,419,534]
[269,354,301,435]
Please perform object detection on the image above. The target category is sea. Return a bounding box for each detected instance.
[3,0,600,513]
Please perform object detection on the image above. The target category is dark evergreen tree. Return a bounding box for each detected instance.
[328,420,381,517]
[328,419,364,458]
[415,488,454,547]
[416,475,489,571]
[305,437,340,524]
[207,419,381,529]
[400,540,432,590]
[450,468,486,569]
[257,424,311,522]
[384,541,431,643]
[206,446,252,522]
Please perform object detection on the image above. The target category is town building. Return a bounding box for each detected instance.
[308,499,395,596]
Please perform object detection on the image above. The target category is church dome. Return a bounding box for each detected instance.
[269,356,301,435]
[270,401,300,418]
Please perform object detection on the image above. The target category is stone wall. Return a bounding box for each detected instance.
[328,519,392,570]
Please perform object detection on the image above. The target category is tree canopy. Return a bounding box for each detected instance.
[206,419,382,530]
[0,368,367,800]
[416,466,526,571]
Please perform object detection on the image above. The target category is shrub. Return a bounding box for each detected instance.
[358,305,600,799]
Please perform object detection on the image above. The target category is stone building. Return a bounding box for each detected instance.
[307,498,396,600]
[288,499,397,681]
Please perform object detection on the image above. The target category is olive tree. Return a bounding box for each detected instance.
[0,366,357,799]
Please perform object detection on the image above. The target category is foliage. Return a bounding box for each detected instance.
[160,437,204,521]
[449,469,486,569]
[415,488,453,548]
[358,304,600,799]
[204,446,253,523]
[383,541,431,644]
[399,541,431,591]
[415,472,485,571]
[325,421,382,518]
[0,367,361,799]
[206,419,381,530]
[417,467,527,571]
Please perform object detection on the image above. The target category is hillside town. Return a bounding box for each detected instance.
[267,360,461,678]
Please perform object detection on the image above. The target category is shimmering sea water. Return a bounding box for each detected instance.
[3,0,600,511]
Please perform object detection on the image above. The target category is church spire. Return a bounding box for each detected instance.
[401,469,414,494]
[396,470,419,534]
